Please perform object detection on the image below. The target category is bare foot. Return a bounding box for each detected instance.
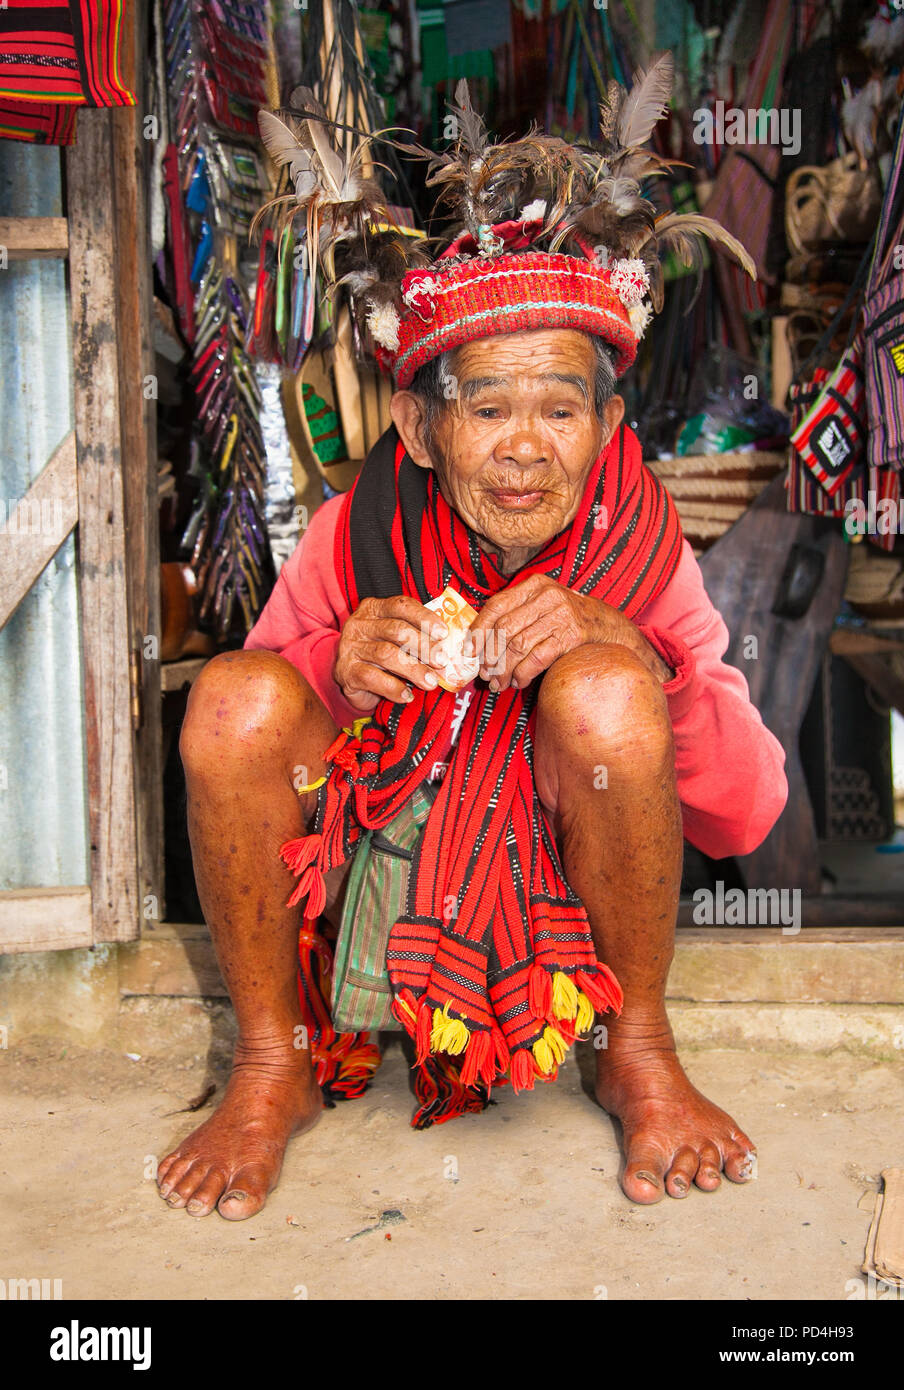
[595,1017,756,1204]
[156,1043,323,1220]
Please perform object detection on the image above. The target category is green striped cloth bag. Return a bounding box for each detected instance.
[331,782,436,1033]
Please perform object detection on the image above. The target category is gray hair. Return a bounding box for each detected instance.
[407,334,618,441]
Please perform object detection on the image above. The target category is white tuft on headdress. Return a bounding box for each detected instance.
[402,274,441,307]
[366,300,401,351]
[628,300,653,340]
[519,199,548,222]
[609,258,650,307]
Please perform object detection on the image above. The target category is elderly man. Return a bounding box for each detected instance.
[158,319,786,1221]
[156,72,786,1220]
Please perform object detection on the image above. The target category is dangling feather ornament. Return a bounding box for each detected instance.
[548,51,755,314]
[417,78,585,244]
[254,89,388,286]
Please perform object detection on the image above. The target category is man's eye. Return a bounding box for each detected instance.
[475,407,501,419]
[550,409,574,419]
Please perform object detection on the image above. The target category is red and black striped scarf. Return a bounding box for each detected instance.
[281,423,682,1103]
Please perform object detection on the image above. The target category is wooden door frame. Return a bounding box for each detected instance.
[0,0,161,952]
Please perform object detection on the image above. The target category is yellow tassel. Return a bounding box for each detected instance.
[532,1034,555,1074]
[532,1027,567,1075]
[343,716,372,740]
[531,1023,567,1073]
[295,774,327,795]
[431,1001,470,1055]
[575,990,595,1034]
[544,1025,568,1065]
[551,971,579,1020]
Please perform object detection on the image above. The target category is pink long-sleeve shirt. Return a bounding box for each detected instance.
[245,495,788,859]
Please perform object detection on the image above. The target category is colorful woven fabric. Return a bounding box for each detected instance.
[296,919,381,1103]
[0,0,133,104]
[0,95,76,143]
[331,781,437,1034]
[0,0,134,145]
[279,422,683,1117]
[390,248,638,388]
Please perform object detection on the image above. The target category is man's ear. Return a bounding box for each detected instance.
[601,393,625,445]
[390,391,434,471]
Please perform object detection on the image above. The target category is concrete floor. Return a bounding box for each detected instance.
[3,1036,902,1301]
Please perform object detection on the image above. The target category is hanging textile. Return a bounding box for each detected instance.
[0,0,135,145]
[700,0,796,349]
[162,0,276,642]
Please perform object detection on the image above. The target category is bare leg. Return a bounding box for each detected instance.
[534,643,756,1203]
[156,650,350,1220]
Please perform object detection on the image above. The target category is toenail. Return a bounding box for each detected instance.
[224,1189,247,1202]
[672,1178,687,1193]
[636,1171,660,1186]
[187,1200,204,1214]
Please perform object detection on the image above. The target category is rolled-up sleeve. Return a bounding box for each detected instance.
[637,541,788,859]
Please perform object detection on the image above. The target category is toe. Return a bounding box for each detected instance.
[185,1168,229,1218]
[664,1145,698,1199]
[157,1155,194,1200]
[694,1142,723,1192]
[622,1141,668,1204]
[217,1165,272,1222]
[165,1161,205,1208]
[725,1144,757,1184]
[156,1152,179,1187]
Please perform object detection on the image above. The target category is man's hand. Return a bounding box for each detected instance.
[467,575,672,691]
[334,595,451,711]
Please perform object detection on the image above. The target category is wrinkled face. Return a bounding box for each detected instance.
[391,329,624,571]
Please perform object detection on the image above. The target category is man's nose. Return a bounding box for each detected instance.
[495,430,550,466]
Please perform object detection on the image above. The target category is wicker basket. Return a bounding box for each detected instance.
[648,450,786,550]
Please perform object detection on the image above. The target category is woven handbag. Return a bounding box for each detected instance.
[789,338,866,495]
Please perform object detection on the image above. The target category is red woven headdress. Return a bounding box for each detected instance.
[255,59,756,381]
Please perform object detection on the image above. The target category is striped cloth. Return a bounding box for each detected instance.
[786,367,900,552]
[701,0,798,345]
[0,0,134,144]
[280,422,683,1116]
[331,781,437,1034]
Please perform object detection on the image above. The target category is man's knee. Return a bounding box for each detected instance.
[179,650,320,772]
[536,642,672,768]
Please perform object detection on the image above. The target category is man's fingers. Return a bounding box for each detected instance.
[469,575,546,635]
[508,633,566,690]
[353,615,450,673]
[369,595,449,640]
[362,640,443,691]
[345,661,415,706]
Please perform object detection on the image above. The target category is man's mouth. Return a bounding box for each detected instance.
[489,487,546,509]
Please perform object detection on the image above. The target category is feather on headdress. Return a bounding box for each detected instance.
[253,55,755,376]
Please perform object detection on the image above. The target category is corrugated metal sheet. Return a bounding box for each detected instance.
[0,143,89,889]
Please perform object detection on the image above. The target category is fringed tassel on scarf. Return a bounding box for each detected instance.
[411,1052,491,1129]
[296,919,381,1102]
